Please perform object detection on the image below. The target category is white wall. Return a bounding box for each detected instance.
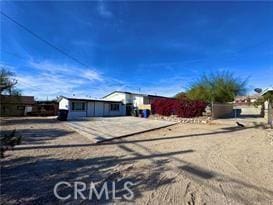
[59,98,69,110]
[63,98,126,120]
[104,92,146,108]
[125,93,144,106]
[264,100,273,124]
[67,101,87,120]
[133,95,144,107]
[68,111,86,119]
[103,103,125,116]
[125,93,133,104]
[104,93,126,103]
[87,101,95,116]
[94,102,104,116]
[235,105,262,116]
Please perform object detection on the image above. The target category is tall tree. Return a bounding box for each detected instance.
[186,71,247,103]
[0,67,21,95]
[174,91,187,101]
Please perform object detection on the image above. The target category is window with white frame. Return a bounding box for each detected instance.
[71,102,85,111]
[110,103,119,111]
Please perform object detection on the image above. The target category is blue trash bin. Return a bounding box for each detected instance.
[146,109,150,118]
[143,109,150,118]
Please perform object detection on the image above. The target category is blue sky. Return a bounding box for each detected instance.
[1,1,272,100]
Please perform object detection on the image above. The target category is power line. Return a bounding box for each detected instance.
[0,11,89,68]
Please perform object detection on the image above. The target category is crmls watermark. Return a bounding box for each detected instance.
[54,180,135,201]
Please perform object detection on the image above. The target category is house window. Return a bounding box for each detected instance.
[110,104,119,111]
[71,102,85,111]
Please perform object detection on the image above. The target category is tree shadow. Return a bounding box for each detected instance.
[2,121,272,204]
[12,125,261,150]
[116,140,273,205]
[178,163,273,205]
[1,128,75,145]
[1,149,192,204]
[0,117,59,126]
[180,165,214,179]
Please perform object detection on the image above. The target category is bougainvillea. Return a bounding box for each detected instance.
[151,98,206,118]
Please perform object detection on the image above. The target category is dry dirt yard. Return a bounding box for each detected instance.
[1,117,273,205]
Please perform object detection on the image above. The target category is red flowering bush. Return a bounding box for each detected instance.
[151,99,206,118]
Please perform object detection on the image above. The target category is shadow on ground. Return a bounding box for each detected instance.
[1,119,272,204]
[0,117,59,126]
[1,128,75,145]
[1,149,192,204]
[12,124,261,150]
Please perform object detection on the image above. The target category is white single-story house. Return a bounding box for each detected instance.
[58,96,126,120]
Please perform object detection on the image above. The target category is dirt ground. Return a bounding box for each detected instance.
[1,117,273,205]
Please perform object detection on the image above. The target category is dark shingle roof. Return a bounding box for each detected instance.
[0,95,35,104]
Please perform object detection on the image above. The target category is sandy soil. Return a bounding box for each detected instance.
[1,117,273,205]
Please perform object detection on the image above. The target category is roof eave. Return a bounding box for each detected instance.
[262,88,273,96]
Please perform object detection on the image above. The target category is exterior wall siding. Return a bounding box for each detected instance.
[87,101,95,116]
[133,95,144,107]
[59,98,69,110]
[105,92,145,108]
[67,101,87,120]
[94,102,104,116]
[60,98,126,119]
[104,93,126,103]
[212,103,234,118]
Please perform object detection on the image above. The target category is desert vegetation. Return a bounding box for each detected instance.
[186,71,247,103]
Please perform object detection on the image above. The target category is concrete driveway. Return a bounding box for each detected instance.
[65,116,176,142]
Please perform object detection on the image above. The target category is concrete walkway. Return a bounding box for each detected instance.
[65,116,176,142]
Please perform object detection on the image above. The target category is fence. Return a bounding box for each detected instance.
[212,103,234,118]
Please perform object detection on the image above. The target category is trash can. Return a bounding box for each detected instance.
[139,109,144,118]
[131,109,139,117]
[58,109,68,121]
[135,109,139,117]
[143,109,150,118]
[147,109,150,118]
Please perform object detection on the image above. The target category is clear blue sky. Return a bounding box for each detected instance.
[1,1,272,99]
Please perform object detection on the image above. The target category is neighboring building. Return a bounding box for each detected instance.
[58,96,126,120]
[262,87,273,125]
[103,91,171,114]
[234,94,260,106]
[234,94,262,117]
[32,100,59,116]
[0,95,35,116]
